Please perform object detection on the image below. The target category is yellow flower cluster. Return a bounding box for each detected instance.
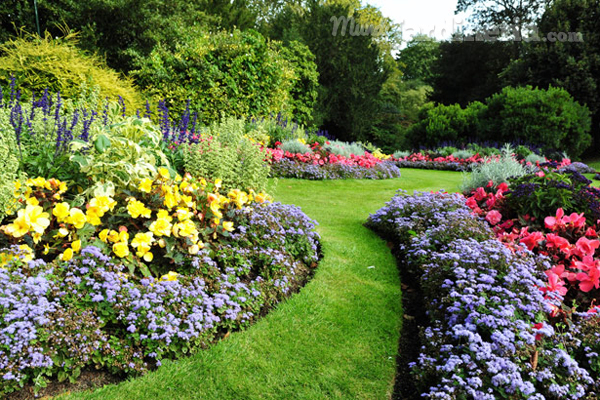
[372,149,391,160]
[0,171,273,278]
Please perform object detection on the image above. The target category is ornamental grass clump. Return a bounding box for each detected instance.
[461,145,528,193]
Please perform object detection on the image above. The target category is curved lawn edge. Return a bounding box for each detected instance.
[59,170,463,400]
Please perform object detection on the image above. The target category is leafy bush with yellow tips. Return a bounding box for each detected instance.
[0,32,143,112]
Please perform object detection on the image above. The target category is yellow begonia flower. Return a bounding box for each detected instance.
[26,205,50,234]
[26,197,40,206]
[14,181,21,191]
[95,196,117,212]
[131,232,154,261]
[32,232,42,244]
[173,220,198,238]
[158,167,170,179]
[85,207,103,226]
[222,221,234,232]
[127,199,152,219]
[157,239,166,248]
[55,228,69,238]
[138,178,154,193]
[5,211,31,237]
[53,202,71,223]
[209,202,223,219]
[161,271,178,281]
[67,208,87,229]
[188,244,200,255]
[149,217,172,237]
[156,209,173,222]
[43,244,50,255]
[119,230,129,243]
[163,191,178,209]
[214,179,222,189]
[60,248,74,262]
[99,229,109,242]
[107,230,120,243]
[31,177,46,188]
[175,208,192,221]
[113,241,130,258]
[72,240,81,253]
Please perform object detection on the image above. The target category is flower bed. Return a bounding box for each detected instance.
[0,173,321,396]
[266,142,401,180]
[367,190,600,399]
[269,158,401,180]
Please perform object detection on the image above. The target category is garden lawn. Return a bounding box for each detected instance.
[60,169,463,400]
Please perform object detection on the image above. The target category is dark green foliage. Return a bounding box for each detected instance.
[132,29,295,121]
[429,39,513,107]
[479,86,592,158]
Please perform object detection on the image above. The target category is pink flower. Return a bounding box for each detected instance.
[545,208,565,231]
[574,237,600,258]
[485,210,502,226]
[541,270,568,296]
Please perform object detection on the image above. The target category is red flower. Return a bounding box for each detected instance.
[544,233,571,254]
[474,187,487,201]
[520,231,545,251]
[532,323,544,341]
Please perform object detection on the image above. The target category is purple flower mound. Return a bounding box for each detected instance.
[367,191,596,399]
[270,159,401,180]
[0,202,321,395]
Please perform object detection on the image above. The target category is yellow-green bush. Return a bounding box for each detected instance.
[0,32,143,111]
[132,29,294,121]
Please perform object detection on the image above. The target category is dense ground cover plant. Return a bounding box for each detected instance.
[367,191,599,398]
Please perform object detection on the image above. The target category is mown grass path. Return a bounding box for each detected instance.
[62,169,462,400]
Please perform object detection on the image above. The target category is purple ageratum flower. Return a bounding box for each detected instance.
[368,191,593,398]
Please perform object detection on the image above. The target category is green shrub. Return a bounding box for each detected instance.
[183,117,270,192]
[461,145,528,193]
[407,102,485,148]
[479,86,592,158]
[132,29,295,121]
[393,150,411,159]
[280,139,312,154]
[0,33,143,111]
[451,149,475,159]
[323,140,365,157]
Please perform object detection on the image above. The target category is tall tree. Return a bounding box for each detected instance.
[430,38,513,106]
[501,0,600,151]
[397,34,439,84]
[455,0,546,41]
